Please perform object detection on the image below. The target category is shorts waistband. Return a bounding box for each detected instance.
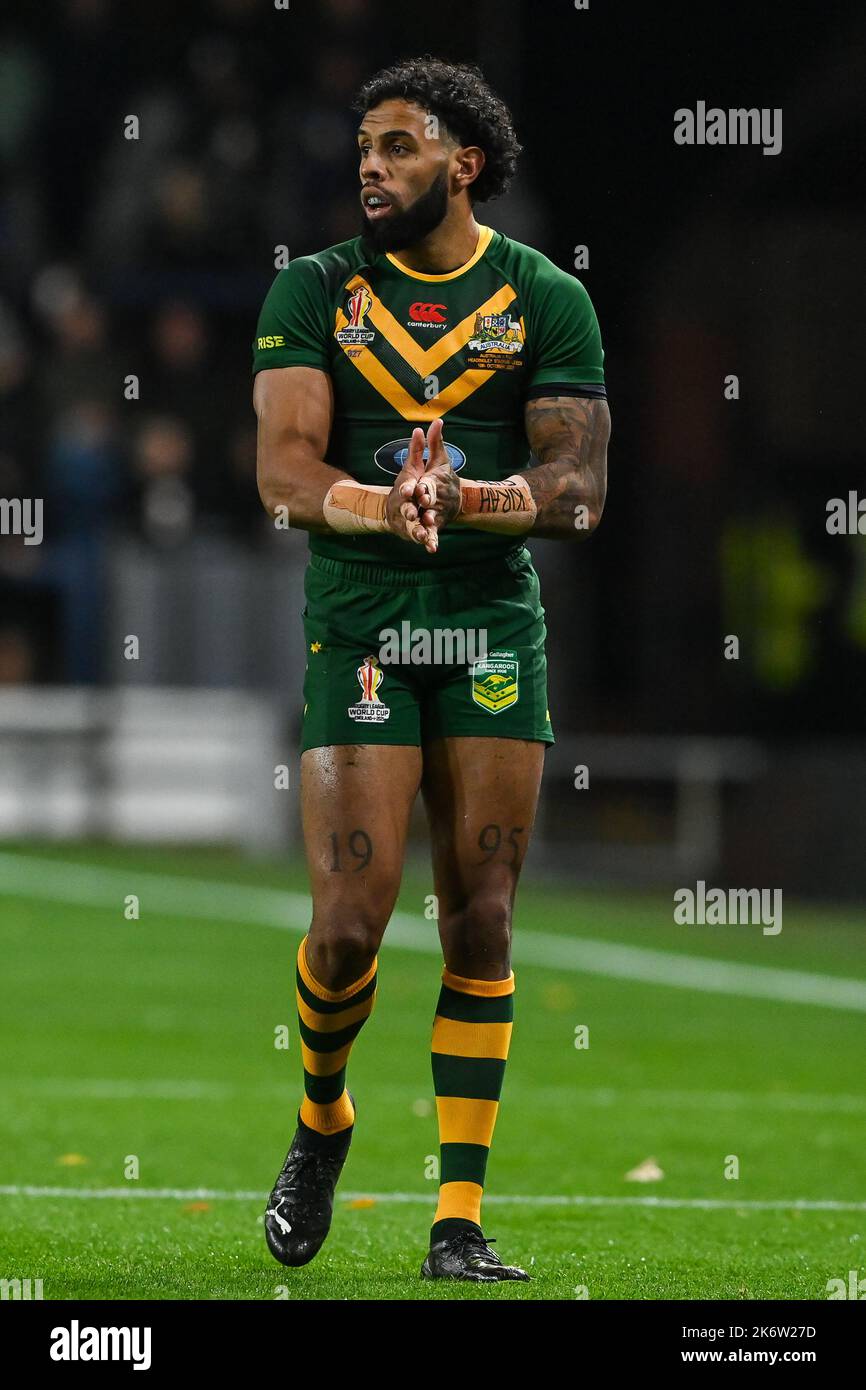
[308,545,529,588]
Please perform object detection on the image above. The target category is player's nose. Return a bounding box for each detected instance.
[359,149,386,180]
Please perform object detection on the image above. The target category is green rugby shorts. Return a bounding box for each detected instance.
[299,545,554,752]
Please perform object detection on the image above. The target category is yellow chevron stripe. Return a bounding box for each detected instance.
[334,319,496,420]
[342,274,517,376]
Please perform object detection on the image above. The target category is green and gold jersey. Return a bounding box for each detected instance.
[252,224,605,567]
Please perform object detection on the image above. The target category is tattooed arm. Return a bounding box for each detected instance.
[255,367,437,549]
[517,394,610,538]
[413,398,610,541]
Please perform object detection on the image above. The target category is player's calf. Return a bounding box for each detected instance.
[437,889,513,980]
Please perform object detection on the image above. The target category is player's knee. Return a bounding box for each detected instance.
[307,904,388,989]
[442,892,513,977]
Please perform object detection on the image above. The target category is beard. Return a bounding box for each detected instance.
[360,169,450,255]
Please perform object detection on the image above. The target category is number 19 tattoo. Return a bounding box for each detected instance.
[329,829,373,872]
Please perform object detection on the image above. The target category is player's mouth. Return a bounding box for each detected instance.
[361,187,395,220]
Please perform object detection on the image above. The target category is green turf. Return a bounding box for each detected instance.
[1,843,864,1300]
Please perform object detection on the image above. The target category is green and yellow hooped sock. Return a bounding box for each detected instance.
[295,935,377,1136]
[430,967,514,1240]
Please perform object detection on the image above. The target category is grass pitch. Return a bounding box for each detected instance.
[1,842,865,1300]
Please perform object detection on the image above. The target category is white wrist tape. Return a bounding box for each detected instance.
[453,474,537,533]
[322,480,391,534]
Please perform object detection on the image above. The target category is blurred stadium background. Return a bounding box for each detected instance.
[0,0,864,1300]
[1,0,864,891]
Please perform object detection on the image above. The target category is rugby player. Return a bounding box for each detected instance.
[253,56,609,1283]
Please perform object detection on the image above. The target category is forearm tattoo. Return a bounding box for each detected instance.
[522,396,610,538]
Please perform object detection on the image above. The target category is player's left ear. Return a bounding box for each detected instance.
[453,146,485,196]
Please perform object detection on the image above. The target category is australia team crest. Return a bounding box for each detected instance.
[471,651,519,714]
[465,311,525,371]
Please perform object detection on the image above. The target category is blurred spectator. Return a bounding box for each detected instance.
[220,420,270,538]
[37,400,124,681]
[131,416,196,548]
[0,626,36,684]
[0,300,36,472]
[33,271,117,427]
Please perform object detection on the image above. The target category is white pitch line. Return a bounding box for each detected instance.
[4,1078,866,1115]
[1,851,865,1012]
[0,1185,864,1213]
[3,1079,233,1101]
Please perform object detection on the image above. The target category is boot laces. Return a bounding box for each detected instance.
[452,1230,502,1265]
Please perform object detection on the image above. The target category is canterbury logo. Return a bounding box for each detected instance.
[409,301,447,323]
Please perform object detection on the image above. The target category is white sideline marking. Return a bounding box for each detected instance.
[5,1077,866,1115]
[0,1184,864,1212]
[1,851,865,1012]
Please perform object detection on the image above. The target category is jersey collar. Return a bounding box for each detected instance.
[384,224,494,282]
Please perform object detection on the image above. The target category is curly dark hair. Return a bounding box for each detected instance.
[352,56,522,205]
